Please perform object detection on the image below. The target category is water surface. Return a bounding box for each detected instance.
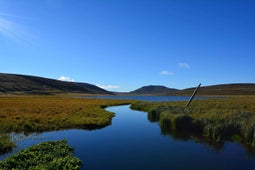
[82,95,221,102]
[83,95,193,102]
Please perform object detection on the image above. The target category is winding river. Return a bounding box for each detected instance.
[1,105,255,169]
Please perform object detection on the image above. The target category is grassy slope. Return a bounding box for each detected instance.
[129,85,178,95]
[128,83,255,96]
[0,73,112,95]
[175,83,255,95]
[131,96,255,147]
[1,73,255,96]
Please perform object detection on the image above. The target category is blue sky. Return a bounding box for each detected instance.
[0,0,255,92]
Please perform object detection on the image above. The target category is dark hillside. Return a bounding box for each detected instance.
[130,85,178,95]
[175,83,255,95]
[0,73,112,95]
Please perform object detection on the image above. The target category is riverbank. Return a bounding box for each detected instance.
[130,96,255,147]
[0,96,134,154]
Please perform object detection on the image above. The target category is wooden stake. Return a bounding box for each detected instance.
[186,83,201,107]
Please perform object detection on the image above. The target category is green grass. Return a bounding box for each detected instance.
[0,134,16,155]
[0,96,134,154]
[0,140,82,170]
[131,96,255,147]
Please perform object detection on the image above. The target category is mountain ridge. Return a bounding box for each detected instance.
[174,83,255,95]
[1,73,255,95]
[0,73,113,95]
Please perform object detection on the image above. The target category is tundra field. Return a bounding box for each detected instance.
[1,95,255,168]
[0,96,133,154]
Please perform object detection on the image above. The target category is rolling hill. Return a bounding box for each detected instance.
[129,85,178,95]
[175,83,255,95]
[1,73,254,96]
[129,84,255,96]
[0,73,113,95]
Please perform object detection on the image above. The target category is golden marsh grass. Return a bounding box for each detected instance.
[0,96,133,133]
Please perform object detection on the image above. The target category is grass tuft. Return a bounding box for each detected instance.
[131,96,255,147]
[0,134,16,155]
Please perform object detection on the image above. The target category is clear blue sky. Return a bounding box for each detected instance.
[1,0,255,92]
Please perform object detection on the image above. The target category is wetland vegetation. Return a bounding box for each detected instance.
[1,95,255,169]
[0,140,82,169]
[0,97,133,133]
[0,134,15,155]
[131,96,255,147]
[0,96,133,155]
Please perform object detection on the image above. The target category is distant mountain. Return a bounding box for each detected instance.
[129,84,255,96]
[1,73,254,96]
[175,83,255,95]
[0,73,113,95]
[129,85,178,95]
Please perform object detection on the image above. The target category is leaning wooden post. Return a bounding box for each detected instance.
[186,83,201,107]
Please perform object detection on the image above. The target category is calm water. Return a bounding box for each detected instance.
[1,105,255,169]
[83,95,192,102]
[83,95,220,102]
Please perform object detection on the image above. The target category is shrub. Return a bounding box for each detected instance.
[0,140,82,170]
